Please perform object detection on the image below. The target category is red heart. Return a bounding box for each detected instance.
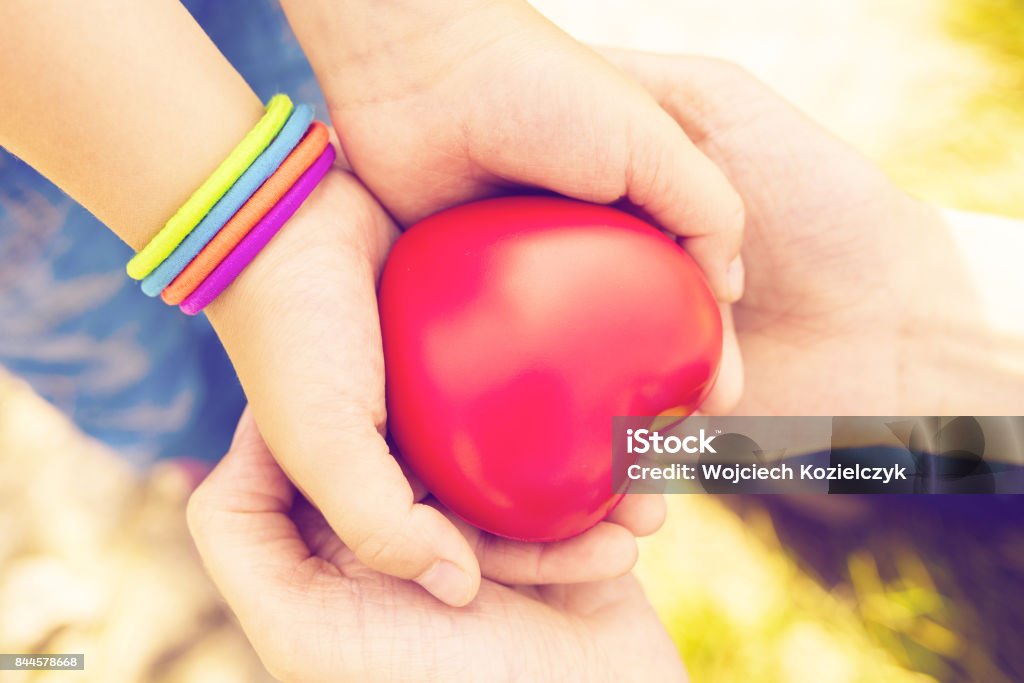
[380,196,722,540]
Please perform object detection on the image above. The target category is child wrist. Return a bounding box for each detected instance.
[125,94,335,316]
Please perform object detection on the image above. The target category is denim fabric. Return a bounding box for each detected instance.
[0,0,323,464]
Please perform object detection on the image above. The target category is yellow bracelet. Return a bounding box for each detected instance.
[126,94,294,280]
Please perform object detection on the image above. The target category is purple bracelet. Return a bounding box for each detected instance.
[179,144,336,316]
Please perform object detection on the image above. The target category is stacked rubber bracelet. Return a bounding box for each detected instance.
[126,94,335,316]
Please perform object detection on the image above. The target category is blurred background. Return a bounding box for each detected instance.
[1,0,1022,681]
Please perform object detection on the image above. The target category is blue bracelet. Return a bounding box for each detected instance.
[140,103,315,296]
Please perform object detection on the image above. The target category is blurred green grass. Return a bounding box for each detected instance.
[884,0,1024,217]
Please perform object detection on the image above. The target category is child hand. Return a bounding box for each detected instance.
[203,167,666,607]
[281,0,746,414]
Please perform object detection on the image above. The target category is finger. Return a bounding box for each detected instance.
[697,302,744,415]
[597,49,746,128]
[624,99,746,303]
[475,523,638,585]
[431,500,640,585]
[450,43,744,302]
[290,420,482,606]
[606,494,667,537]
[187,412,379,682]
[186,408,310,625]
[600,48,795,182]
[597,47,749,302]
[208,171,481,607]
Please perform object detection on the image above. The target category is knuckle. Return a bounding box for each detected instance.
[350,525,413,574]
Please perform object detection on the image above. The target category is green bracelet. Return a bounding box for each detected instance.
[126,94,294,280]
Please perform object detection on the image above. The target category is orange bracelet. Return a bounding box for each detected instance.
[161,121,330,305]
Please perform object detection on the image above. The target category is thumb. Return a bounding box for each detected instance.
[620,91,746,304]
[286,415,484,607]
[205,170,481,607]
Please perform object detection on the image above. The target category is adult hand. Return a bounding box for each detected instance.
[604,49,1023,415]
[278,0,746,415]
[188,408,687,683]
[205,167,665,607]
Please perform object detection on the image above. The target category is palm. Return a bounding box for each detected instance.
[190,410,684,683]
[608,50,973,415]
[306,3,748,413]
[696,101,914,415]
[291,495,682,682]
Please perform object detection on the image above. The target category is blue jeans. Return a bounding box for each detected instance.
[0,0,323,465]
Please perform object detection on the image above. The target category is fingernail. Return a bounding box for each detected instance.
[727,256,745,301]
[415,560,474,606]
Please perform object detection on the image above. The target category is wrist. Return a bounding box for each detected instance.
[279,0,537,103]
[204,169,388,339]
[895,202,1024,413]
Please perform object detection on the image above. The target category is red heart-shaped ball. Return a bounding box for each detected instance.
[380,196,722,541]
